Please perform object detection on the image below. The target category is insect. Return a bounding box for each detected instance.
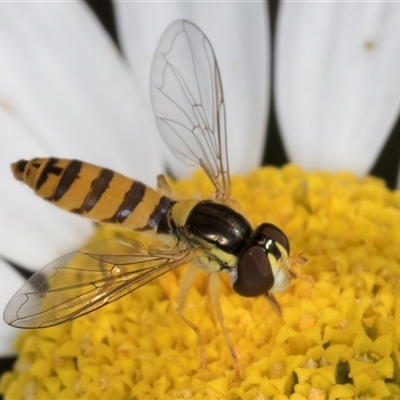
[4,20,299,378]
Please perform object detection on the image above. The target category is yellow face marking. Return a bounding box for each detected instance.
[268,243,292,293]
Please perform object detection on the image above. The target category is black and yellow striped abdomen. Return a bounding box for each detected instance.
[12,158,173,231]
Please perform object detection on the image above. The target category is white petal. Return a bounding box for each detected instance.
[0,258,26,356]
[275,3,400,175]
[0,3,162,181]
[0,3,163,268]
[0,108,94,268]
[115,2,269,177]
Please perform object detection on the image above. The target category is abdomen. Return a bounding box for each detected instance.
[12,158,172,231]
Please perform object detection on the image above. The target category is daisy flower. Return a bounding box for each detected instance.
[1,2,400,399]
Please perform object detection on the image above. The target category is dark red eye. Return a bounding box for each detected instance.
[233,246,274,297]
[257,223,290,254]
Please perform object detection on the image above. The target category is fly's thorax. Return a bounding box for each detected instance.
[169,200,251,272]
[183,201,253,255]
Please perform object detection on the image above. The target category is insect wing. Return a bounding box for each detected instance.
[3,238,191,328]
[150,20,231,200]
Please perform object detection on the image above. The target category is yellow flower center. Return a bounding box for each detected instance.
[2,164,400,399]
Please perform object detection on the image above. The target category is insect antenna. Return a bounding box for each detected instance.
[293,244,312,265]
[287,245,313,283]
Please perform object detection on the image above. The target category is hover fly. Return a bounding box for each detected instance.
[4,20,299,378]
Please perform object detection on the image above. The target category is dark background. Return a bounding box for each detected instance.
[2,0,400,389]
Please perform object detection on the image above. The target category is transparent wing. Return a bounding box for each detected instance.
[3,237,192,328]
[150,20,231,201]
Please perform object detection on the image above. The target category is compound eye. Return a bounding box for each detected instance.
[257,223,290,254]
[233,246,274,297]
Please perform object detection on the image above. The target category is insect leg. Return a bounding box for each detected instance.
[209,272,241,381]
[176,264,205,369]
[264,292,282,318]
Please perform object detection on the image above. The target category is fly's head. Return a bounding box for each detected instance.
[232,223,295,298]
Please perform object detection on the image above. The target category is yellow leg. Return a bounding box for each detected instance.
[177,264,206,369]
[209,272,241,380]
[264,292,282,318]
